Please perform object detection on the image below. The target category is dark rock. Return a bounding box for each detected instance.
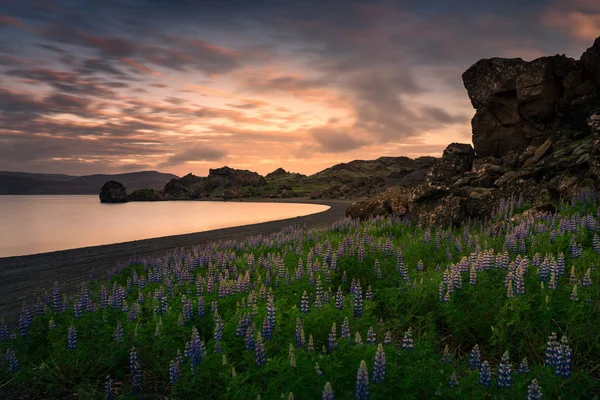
[163,173,205,199]
[581,37,600,88]
[426,143,474,183]
[501,150,519,168]
[589,113,600,180]
[523,138,553,168]
[127,188,164,201]
[99,181,127,203]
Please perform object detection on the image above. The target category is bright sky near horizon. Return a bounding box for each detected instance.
[0,0,599,177]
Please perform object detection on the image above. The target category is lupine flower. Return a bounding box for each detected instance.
[341,317,351,338]
[328,323,337,351]
[384,331,392,345]
[48,319,56,329]
[544,332,558,366]
[355,332,363,346]
[449,371,458,387]
[53,281,62,313]
[402,328,414,350]
[105,375,115,400]
[374,261,382,279]
[367,327,376,344]
[527,379,543,400]
[570,285,579,302]
[67,325,77,349]
[6,347,18,373]
[519,357,530,373]
[478,361,491,387]
[186,327,203,372]
[355,360,370,400]
[245,326,256,351]
[18,301,31,337]
[255,332,266,366]
[470,344,481,369]
[289,343,296,367]
[322,382,335,400]
[372,344,386,383]
[315,362,323,376]
[129,346,142,394]
[300,291,310,314]
[114,320,124,343]
[442,344,452,364]
[555,335,573,378]
[335,287,344,310]
[353,289,364,318]
[308,334,314,353]
[497,350,512,389]
[169,358,180,384]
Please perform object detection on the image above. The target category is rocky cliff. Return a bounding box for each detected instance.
[347,36,600,226]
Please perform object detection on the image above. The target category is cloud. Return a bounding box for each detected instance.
[158,145,227,167]
[310,127,367,153]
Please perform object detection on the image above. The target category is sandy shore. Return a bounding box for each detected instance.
[0,198,352,319]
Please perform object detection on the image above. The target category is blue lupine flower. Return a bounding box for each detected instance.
[353,289,363,318]
[245,325,256,351]
[18,301,31,337]
[295,318,305,348]
[544,332,558,366]
[470,344,481,369]
[518,357,530,373]
[114,320,124,343]
[186,327,203,373]
[266,293,276,329]
[169,358,180,383]
[341,317,351,338]
[384,331,392,345]
[527,379,543,400]
[130,346,142,394]
[6,347,18,373]
[197,296,205,318]
[372,344,386,383]
[355,360,370,399]
[374,260,382,279]
[448,371,458,387]
[67,325,77,349]
[328,323,337,351]
[478,361,491,387]
[53,281,62,313]
[335,286,344,310]
[555,335,573,378]
[365,286,373,301]
[498,351,512,389]
[300,291,310,314]
[105,375,115,400]
[367,327,376,345]
[255,332,266,366]
[214,312,224,341]
[402,328,414,350]
[322,382,335,400]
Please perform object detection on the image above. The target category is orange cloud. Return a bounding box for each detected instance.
[542,1,600,41]
[121,58,163,76]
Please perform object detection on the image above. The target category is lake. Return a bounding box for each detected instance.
[0,196,330,257]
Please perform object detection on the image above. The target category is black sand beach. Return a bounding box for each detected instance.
[0,198,352,319]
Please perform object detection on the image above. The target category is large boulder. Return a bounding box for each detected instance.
[99,181,128,203]
[589,113,600,180]
[463,44,599,158]
[426,143,474,184]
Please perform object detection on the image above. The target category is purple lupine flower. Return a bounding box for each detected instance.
[416,260,424,271]
[186,327,203,373]
[355,360,370,400]
[402,328,414,350]
[322,382,335,400]
[169,358,180,383]
[67,325,77,349]
[544,332,558,367]
[470,344,481,369]
[335,286,344,310]
[527,379,543,400]
[365,286,373,301]
[555,335,573,378]
[353,289,363,318]
[582,268,592,287]
[100,285,108,309]
[366,327,376,345]
[105,375,115,400]
[518,357,530,373]
[197,296,205,318]
[255,331,266,366]
[341,317,351,338]
[18,301,31,337]
[328,323,337,351]
[497,350,512,389]
[478,361,491,387]
[114,320,124,343]
[6,347,18,373]
[384,331,392,345]
[300,291,310,314]
[266,293,276,331]
[213,312,225,341]
[129,346,142,394]
[35,299,45,316]
[449,371,458,387]
[245,325,256,351]
[53,281,62,313]
[295,318,305,348]
[374,260,382,279]
[372,343,386,383]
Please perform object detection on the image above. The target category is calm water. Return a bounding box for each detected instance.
[0,196,330,257]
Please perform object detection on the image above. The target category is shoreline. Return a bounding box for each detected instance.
[0,198,352,318]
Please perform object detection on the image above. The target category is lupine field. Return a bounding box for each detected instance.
[2,190,600,399]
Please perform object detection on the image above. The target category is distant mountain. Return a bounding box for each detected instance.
[0,171,179,195]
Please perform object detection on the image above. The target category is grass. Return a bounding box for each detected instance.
[1,191,600,399]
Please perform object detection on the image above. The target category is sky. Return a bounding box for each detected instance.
[0,0,599,177]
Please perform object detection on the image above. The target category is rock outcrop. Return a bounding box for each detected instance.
[348,36,600,226]
[463,39,600,160]
[99,181,127,203]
